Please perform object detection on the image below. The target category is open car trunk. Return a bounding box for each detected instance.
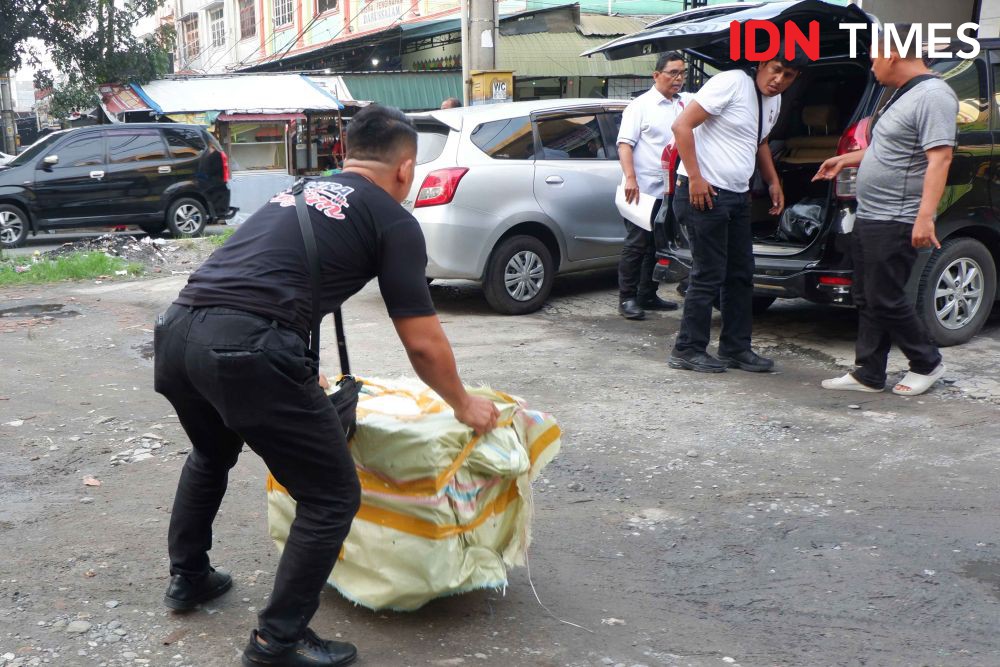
[748,59,872,255]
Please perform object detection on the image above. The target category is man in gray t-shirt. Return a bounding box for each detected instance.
[813,39,956,397]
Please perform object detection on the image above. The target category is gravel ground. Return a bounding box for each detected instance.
[1,247,998,667]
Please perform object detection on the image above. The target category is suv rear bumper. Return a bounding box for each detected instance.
[655,249,855,306]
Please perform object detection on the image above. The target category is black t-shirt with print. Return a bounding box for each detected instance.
[174,173,435,338]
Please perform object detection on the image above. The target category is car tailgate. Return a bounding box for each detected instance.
[581,0,873,67]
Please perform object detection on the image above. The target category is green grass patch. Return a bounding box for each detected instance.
[208,227,236,247]
[0,252,144,286]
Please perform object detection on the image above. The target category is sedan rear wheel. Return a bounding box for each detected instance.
[0,204,29,249]
[483,235,554,315]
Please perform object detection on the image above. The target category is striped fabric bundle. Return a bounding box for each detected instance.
[266,377,561,611]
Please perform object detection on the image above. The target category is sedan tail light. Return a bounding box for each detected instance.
[414,168,468,208]
[220,150,231,183]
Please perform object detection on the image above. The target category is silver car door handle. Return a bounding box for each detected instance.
[89,170,105,180]
[158,165,172,174]
[545,175,564,184]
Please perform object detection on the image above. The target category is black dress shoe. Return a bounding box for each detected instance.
[243,628,358,667]
[667,350,727,373]
[618,299,646,320]
[639,295,679,311]
[163,567,232,611]
[718,350,774,373]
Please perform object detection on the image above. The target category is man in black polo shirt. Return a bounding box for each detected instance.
[154,105,499,667]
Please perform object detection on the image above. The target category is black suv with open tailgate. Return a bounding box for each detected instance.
[0,123,236,248]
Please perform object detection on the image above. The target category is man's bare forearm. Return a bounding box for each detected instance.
[757,142,779,186]
[839,148,866,168]
[917,154,952,221]
[393,316,470,411]
[618,143,637,180]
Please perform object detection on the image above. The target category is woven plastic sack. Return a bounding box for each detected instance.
[266,377,561,611]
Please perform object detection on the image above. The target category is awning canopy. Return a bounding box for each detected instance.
[133,74,344,115]
[338,72,461,112]
[217,112,307,121]
[499,31,658,77]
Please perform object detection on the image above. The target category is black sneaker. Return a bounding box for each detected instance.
[717,350,774,373]
[163,567,233,611]
[667,350,727,373]
[242,628,358,667]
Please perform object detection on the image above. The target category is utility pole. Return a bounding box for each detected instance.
[0,72,17,154]
[463,0,498,104]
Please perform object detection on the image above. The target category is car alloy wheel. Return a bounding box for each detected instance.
[0,207,27,248]
[0,210,23,245]
[504,250,545,302]
[173,204,203,235]
[917,236,997,347]
[934,257,984,331]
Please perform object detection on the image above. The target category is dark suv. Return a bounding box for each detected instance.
[590,0,998,346]
[0,123,235,248]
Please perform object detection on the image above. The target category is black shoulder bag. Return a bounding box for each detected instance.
[291,178,363,440]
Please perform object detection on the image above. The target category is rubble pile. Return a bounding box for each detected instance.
[45,234,173,264]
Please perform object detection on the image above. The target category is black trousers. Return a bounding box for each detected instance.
[153,305,361,646]
[850,218,942,388]
[617,198,663,302]
[672,183,754,357]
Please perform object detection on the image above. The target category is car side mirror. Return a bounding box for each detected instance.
[42,155,59,167]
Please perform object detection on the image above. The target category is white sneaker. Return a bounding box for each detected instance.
[893,364,945,396]
[821,373,884,392]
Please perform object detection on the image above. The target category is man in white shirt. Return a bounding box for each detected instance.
[668,53,807,373]
[616,51,693,320]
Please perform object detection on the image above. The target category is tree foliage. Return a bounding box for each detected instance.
[0,0,174,118]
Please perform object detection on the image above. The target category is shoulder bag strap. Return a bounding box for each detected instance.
[292,179,351,375]
[867,73,937,142]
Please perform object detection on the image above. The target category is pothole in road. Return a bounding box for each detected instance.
[960,560,1000,600]
[0,303,81,319]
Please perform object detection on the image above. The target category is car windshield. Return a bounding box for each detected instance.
[6,133,62,168]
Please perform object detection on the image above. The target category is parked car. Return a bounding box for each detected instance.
[589,0,999,346]
[0,123,236,249]
[0,152,13,165]
[407,99,628,314]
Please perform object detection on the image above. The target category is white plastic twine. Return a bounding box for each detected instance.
[523,480,595,634]
[524,548,595,634]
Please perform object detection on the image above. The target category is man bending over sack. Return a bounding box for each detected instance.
[154,104,499,667]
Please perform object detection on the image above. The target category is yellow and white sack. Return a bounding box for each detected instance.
[266,377,561,611]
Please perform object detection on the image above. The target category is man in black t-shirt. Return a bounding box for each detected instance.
[154,105,499,667]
